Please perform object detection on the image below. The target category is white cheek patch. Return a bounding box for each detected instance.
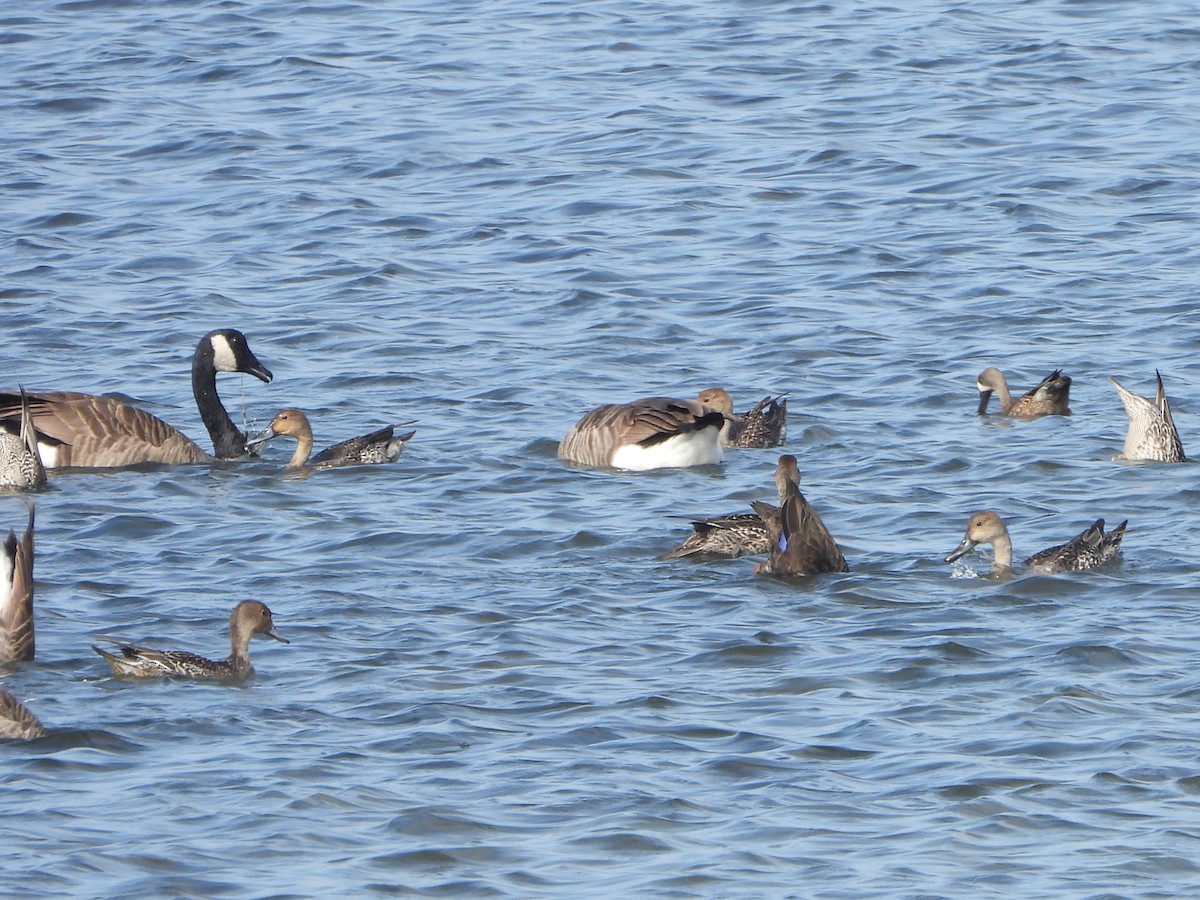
[211,333,239,372]
[976,382,987,392]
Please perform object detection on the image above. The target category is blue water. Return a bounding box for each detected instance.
[3,0,1200,896]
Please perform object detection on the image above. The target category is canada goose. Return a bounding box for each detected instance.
[248,408,416,469]
[0,388,47,490]
[1110,372,1185,462]
[752,455,849,576]
[558,396,724,470]
[696,388,788,448]
[976,368,1071,417]
[92,600,288,680]
[945,511,1127,574]
[0,687,43,740]
[0,502,35,663]
[0,329,273,468]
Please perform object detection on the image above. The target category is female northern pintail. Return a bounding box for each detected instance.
[1,502,35,664]
[558,396,724,470]
[1110,371,1185,462]
[93,600,288,680]
[945,510,1127,575]
[0,687,43,740]
[976,368,1071,418]
[657,451,797,560]
[248,408,415,469]
[695,388,787,448]
[752,455,849,576]
[0,389,47,491]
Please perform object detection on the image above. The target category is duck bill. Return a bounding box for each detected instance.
[976,390,993,416]
[246,425,278,448]
[945,537,978,563]
[266,625,289,644]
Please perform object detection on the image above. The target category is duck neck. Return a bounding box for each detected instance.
[286,433,313,468]
[990,532,1014,569]
[993,377,1015,414]
[228,623,254,673]
[193,344,244,458]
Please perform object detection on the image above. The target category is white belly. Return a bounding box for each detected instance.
[610,428,723,471]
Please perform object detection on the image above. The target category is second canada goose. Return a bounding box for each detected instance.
[558,396,724,470]
[0,329,273,468]
[695,388,788,448]
[752,455,849,576]
[92,600,288,680]
[976,368,1071,418]
[248,408,416,469]
[0,502,35,663]
[1110,371,1185,462]
[0,388,47,490]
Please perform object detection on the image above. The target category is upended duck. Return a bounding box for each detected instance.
[945,510,1127,574]
[0,687,43,740]
[0,329,272,468]
[0,388,46,491]
[558,396,724,470]
[1110,371,1185,462]
[695,388,787,448]
[1,502,35,663]
[752,454,849,576]
[976,368,1071,418]
[248,408,416,469]
[93,600,288,680]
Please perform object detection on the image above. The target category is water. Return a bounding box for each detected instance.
[3,0,1200,895]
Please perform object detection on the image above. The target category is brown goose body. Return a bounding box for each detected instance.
[0,687,43,740]
[0,329,272,468]
[558,396,724,470]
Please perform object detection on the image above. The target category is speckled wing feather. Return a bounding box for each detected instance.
[727,395,788,448]
[92,643,241,679]
[0,503,35,663]
[0,391,211,467]
[1110,374,1185,462]
[310,425,414,467]
[1024,518,1127,573]
[657,512,770,559]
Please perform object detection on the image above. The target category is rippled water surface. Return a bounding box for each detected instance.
[4,0,1200,896]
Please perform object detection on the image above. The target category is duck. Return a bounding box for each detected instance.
[558,396,724,470]
[0,329,273,468]
[657,451,799,559]
[0,687,43,740]
[0,502,35,663]
[945,510,1127,574]
[752,454,849,576]
[1109,371,1185,462]
[0,388,47,490]
[92,600,288,680]
[976,368,1071,417]
[248,408,416,469]
[695,388,787,448]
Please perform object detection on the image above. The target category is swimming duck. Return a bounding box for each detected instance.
[695,388,788,448]
[752,454,849,576]
[92,600,288,680]
[0,329,273,468]
[558,396,724,470]
[248,408,416,469]
[976,368,1071,417]
[0,687,43,740]
[0,502,35,664]
[1110,371,1185,462]
[945,510,1127,574]
[0,388,47,490]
